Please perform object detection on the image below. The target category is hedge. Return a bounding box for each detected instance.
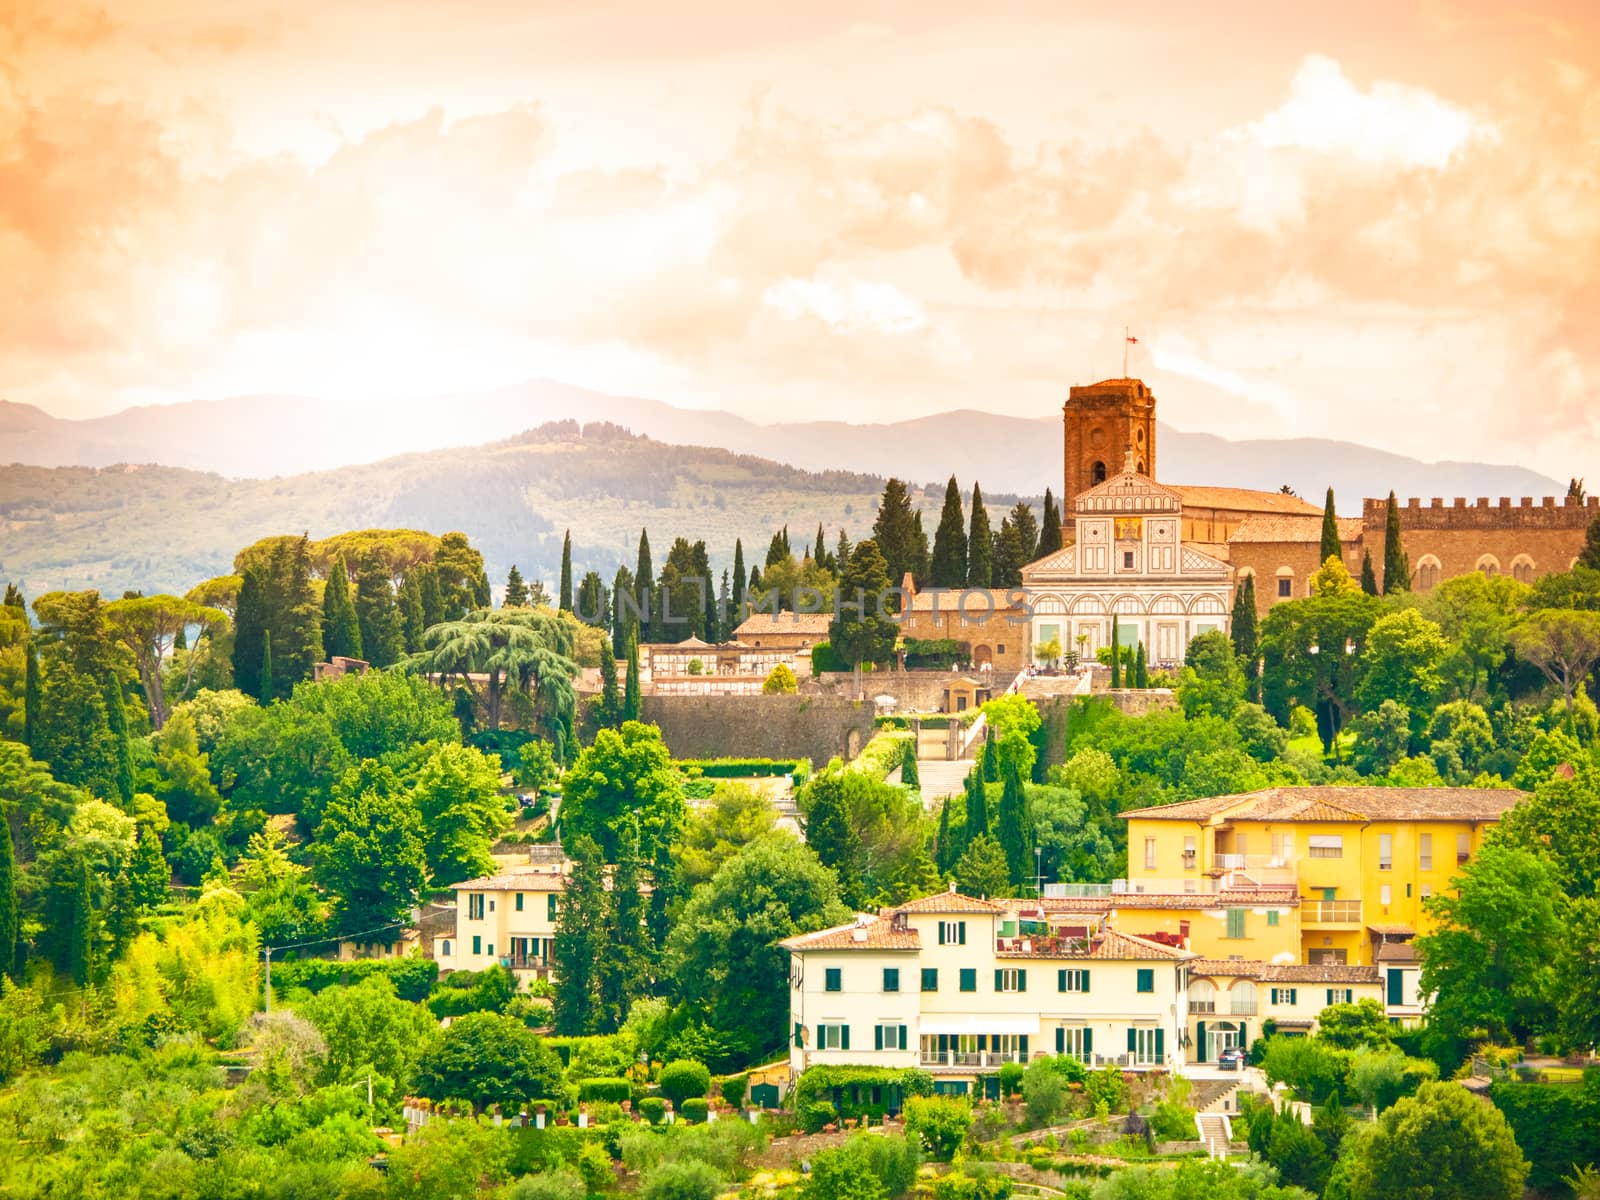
[680,1098,709,1124]
[718,1074,748,1107]
[578,1077,633,1104]
[658,1060,712,1108]
[268,956,438,1003]
[1489,1071,1600,1193]
[674,758,810,779]
[792,1065,935,1124]
[811,642,848,674]
[638,1097,666,1125]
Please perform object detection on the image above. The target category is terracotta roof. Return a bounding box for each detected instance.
[1226,515,1363,544]
[1170,486,1322,516]
[732,612,833,636]
[1036,888,1300,913]
[453,869,567,893]
[780,916,921,952]
[905,588,1022,612]
[1188,958,1382,984]
[1376,942,1420,964]
[1366,924,1416,938]
[889,890,1007,915]
[1074,470,1183,513]
[1120,786,1523,824]
[997,927,1194,961]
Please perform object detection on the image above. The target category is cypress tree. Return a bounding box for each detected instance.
[635,530,655,641]
[552,835,608,1035]
[871,478,920,588]
[997,752,1031,886]
[748,565,760,597]
[731,540,746,620]
[232,567,266,701]
[576,570,608,628]
[278,535,324,687]
[804,782,858,879]
[967,482,994,587]
[813,524,828,569]
[1134,641,1148,689]
[1320,487,1341,565]
[934,796,952,872]
[1110,621,1122,688]
[912,512,929,583]
[765,530,789,568]
[354,556,404,668]
[623,630,641,721]
[0,818,17,981]
[963,765,989,841]
[718,571,731,641]
[900,741,920,789]
[1,582,22,610]
[836,530,854,581]
[1009,501,1039,564]
[417,564,445,628]
[931,476,968,587]
[1580,511,1600,571]
[69,855,92,986]
[1382,491,1410,594]
[993,518,1025,588]
[1359,550,1379,596]
[599,638,620,729]
[322,554,363,659]
[559,531,573,613]
[398,572,425,651]
[611,566,635,655]
[598,820,647,1030]
[103,677,135,808]
[22,636,40,755]
[1231,575,1260,702]
[258,629,274,704]
[1037,490,1063,557]
[982,725,999,783]
[503,564,530,607]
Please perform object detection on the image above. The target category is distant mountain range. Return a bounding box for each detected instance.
[0,377,1561,503]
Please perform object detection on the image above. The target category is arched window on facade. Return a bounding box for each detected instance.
[1476,554,1500,578]
[1230,980,1257,1015]
[1190,979,1216,1014]
[1511,555,1535,584]
[1274,566,1295,602]
[1092,461,1107,485]
[1415,555,1441,591]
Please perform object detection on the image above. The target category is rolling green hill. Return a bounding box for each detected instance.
[0,422,933,597]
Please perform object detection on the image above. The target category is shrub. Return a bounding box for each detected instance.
[658,1060,711,1108]
[578,1077,632,1104]
[1262,1036,1349,1104]
[268,956,439,1003]
[1489,1072,1600,1193]
[802,1143,890,1199]
[1022,1059,1066,1127]
[998,1061,1024,1098]
[639,1159,723,1200]
[718,1074,747,1108]
[904,1095,972,1161]
[1084,1065,1128,1115]
[1148,1076,1196,1141]
[638,1097,666,1125]
[680,1098,709,1124]
[504,1168,586,1200]
[811,642,848,673]
[856,1131,921,1197]
[802,1100,839,1133]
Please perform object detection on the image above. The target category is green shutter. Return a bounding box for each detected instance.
[958,921,967,945]
[515,892,523,912]
[548,894,557,919]
[1196,1021,1207,1061]
[1327,988,1334,1006]
[1081,969,1091,991]
[1388,969,1404,1006]
[841,1025,850,1050]
[1020,1035,1029,1058]
[884,967,899,992]
[1127,1027,1137,1052]
[938,923,946,945]
[922,967,938,992]
[1290,989,1297,1005]
[1056,1027,1064,1053]
[472,935,481,955]
[1083,1027,1093,1055]
[995,969,1004,992]
[1018,969,1027,993]
[1137,968,1154,993]
[1267,910,1280,926]
[899,1025,908,1050]
[795,1023,804,1048]
[875,1025,884,1050]
[1058,969,1067,992]
[1155,1028,1165,1059]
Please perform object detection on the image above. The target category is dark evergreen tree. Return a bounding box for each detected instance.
[258,629,274,705]
[0,818,16,981]
[931,476,968,587]
[558,531,574,613]
[1580,511,1600,571]
[803,780,858,878]
[635,530,656,642]
[982,725,999,782]
[552,834,608,1035]
[717,571,731,642]
[912,511,930,583]
[69,855,92,986]
[354,555,405,669]
[828,540,897,685]
[274,535,324,689]
[22,636,40,755]
[900,741,920,789]
[598,638,620,729]
[934,796,953,872]
[963,765,989,841]
[1320,487,1341,565]
[748,565,760,597]
[835,530,854,582]
[967,482,994,587]
[1360,550,1380,596]
[812,524,829,569]
[731,539,746,620]
[1009,501,1039,564]
[103,677,135,808]
[129,824,169,910]
[417,564,445,629]
[322,553,363,659]
[232,567,266,700]
[576,570,608,628]
[1037,489,1063,557]
[623,630,641,721]
[598,820,647,1030]
[503,564,530,607]
[993,518,1025,588]
[397,572,425,651]
[871,478,920,590]
[1110,621,1121,688]
[31,663,118,796]
[1231,575,1260,702]
[611,565,636,655]
[1134,641,1148,688]
[765,530,789,568]
[996,752,1031,887]
[1382,491,1410,594]
[1,582,23,611]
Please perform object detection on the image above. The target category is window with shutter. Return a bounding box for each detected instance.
[883,968,899,993]
[921,968,938,992]
[899,1025,908,1050]
[959,921,967,945]
[548,894,557,919]
[1226,909,1245,938]
[842,1025,850,1050]
[994,969,1004,992]
[825,968,841,992]
[1136,968,1154,993]
[1267,910,1280,926]
[515,892,524,912]
[472,935,481,955]
[960,969,976,993]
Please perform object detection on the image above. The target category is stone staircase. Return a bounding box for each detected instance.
[912,759,975,806]
[1190,1077,1244,1114]
[1193,1111,1233,1160]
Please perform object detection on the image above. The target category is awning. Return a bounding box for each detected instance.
[918,1017,1040,1036]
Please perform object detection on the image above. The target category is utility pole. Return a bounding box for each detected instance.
[263,946,272,1013]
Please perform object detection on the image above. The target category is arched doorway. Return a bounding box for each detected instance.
[972,645,993,669]
[1092,461,1107,484]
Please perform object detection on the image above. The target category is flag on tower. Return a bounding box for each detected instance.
[1126,333,1138,344]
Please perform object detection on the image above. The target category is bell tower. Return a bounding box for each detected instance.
[1062,377,1158,506]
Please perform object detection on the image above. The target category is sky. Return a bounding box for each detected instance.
[2,0,1597,475]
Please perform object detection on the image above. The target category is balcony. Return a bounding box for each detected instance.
[1188,999,1255,1015]
[1189,1000,1215,1014]
[1303,900,1362,926]
[501,955,551,972]
[1226,999,1258,1016]
[920,1050,1023,1070]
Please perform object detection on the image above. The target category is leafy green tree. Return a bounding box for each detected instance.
[0,978,53,1082]
[1509,609,1600,725]
[665,835,850,1064]
[558,721,685,863]
[409,608,577,734]
[966,482,993,587]
[1315,998,1392,1049]
[411,742,512,886]
[559,531,573,613]
[503,564,530,608]
[30,659,119,799]
[1029,783,1118,884]
[1381,490,1411,594]
[672,782,778,890]
[953,833,1009,899]
[322,554,363,660]
[1357,609,1448,721]
[1581,510,1600,571]
[871,478,920,595]
[995,753,1031,887]
[829,540,897,686]
[641,1160,724,1200]
[1424,572,1528,703]
[762,663,798,694]
[802,1143,887,1200]
[412,1010,564,1111]
[0,818,16,980]
[552,834,608,1034]
[658,1059,711,1108]
[300,974,438,1088]
[802,776,859,881]
[1178,630,1246,718]
[930,477,967,587]
[1333,1082,1527,1200]
[1495,770,1600,897]
[21,636,40,755]
[1349,699,1413,776]
[1260,588,1381,752]
[312,764,428,936]
[104,593,226,730]
[102,677,135,808]
[1416,842,1564,1047]
[903,1094,972,1161]
[147,709,224,827]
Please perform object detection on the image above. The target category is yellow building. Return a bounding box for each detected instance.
[437,862,566,987]
[1185,959,1386,1062]
[1039,885,1302,964]
[1121,786,1523,965]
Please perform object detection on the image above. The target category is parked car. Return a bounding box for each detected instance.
[1218,1047,1247,1071]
